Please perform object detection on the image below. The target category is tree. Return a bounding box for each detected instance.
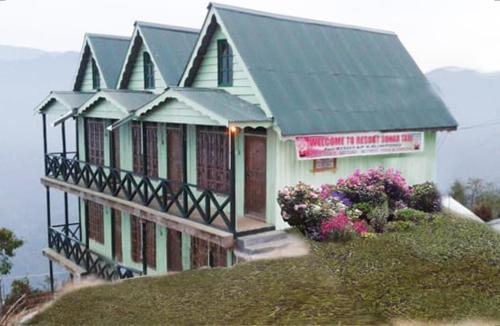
[473,203,493,222]
[0,228,23,276]
[450,180,466,204]
[466,178,485,208]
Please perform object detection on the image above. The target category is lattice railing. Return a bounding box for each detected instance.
[45,152,235,233]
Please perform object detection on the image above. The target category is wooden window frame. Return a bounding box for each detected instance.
[131,122,143,174]
[91,58,100,90]
[217,39,233,86]
[87,202,104,244]
[143,52,155,89]
[145,122,158,177]
[130,216,156,268]
[112,209,122,262]
[196,126,230,194]
[131,215,141,263]
[85,118,105,166]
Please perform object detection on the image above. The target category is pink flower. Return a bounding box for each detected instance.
[353,220,369,234]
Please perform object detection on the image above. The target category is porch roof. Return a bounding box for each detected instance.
[78,89,159,115]
[136,87,271,125]
[35,91,95,113]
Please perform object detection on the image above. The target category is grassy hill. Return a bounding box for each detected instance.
[30,214,500,325]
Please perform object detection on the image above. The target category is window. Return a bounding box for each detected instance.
[143,52,155,89]
[112,209,122,262]
[91,58,100,89]
[87,202,104,244]
[130,216,156,268]
[196,126,230,194]
[217,40,233,86]
[85,118,105,166]
[131,215,141,263]
[131,122,158,176]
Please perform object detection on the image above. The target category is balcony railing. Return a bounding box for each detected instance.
[48,224,141,280]
[45,152,236,234]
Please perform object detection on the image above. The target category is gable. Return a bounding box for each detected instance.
[190,25,260,107]
[140,98,220,126]
[75,44,98,92]
[126,41,166,91]
[81,98,128,119]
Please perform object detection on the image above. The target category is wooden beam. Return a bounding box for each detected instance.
[41,177,234,248]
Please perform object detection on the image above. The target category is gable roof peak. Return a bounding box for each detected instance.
[135,21,199,34]
[86,33,130,41]
[209,2,395,36]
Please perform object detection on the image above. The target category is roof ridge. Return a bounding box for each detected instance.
[99,89,154,94]
[86,33,130,41]
[209,2,396,35]
[135,21,199,34]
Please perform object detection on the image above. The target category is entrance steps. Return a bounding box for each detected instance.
[234,230,309,262]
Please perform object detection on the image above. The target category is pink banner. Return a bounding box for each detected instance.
[295,131,424,160]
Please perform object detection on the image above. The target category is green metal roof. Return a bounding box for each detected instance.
[79,89,158,114]
[36,91,95,112]
[136,22,199,86]
[74,34,130,90]
[167,87,270,123]
[210,3,458,136]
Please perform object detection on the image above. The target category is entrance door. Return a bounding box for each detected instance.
[167,124,184,191]
[244,132,267,220]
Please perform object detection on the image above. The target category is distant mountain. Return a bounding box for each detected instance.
[0,45,79,291]
[427,67,500,192]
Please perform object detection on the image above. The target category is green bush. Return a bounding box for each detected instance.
[409,182,441,213]
[368,200,389,233]
[386,220,416,232]
[352,202,372,219]
[394,208,429,222]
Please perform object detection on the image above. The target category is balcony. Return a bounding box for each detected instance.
[45,223,141,280]
[42,152,272,245]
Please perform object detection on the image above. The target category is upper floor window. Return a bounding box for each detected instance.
[91,58,100,89]
[217,40,233,86]
[143,52,155,89]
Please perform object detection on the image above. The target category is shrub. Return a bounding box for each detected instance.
[320,212,369,242]
[473,203,493,222]
[367,200,389,233]
[352,202,373,219]
[336,167,411,209]
[409,182,441,213]
[386,220,416,232]
[394,208,429,222]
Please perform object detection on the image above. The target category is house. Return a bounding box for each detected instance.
[35,3,457,288]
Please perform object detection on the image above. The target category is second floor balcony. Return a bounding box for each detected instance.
[43,152,273,243]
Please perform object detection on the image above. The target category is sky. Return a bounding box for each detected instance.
[1,0,500,72]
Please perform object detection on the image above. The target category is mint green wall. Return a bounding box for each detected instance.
[127,42,166,92]
[270,130,438,229]
[191,27,259,105]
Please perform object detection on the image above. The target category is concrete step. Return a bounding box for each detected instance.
[239,238,291,255]
[236,230,288,248]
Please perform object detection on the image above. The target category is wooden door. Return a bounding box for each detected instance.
[244,134,267,220]
[167,229,182,272]
[167,125,184,191]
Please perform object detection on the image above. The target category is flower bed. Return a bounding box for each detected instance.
[277,167,441,241]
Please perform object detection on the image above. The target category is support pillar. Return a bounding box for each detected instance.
[229,127,237,236]
[62,121,69,236]
[141,220,148,275]
[182,124,188,217]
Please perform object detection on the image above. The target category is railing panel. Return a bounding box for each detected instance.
[45,153,235,233]
[48,226,141,281]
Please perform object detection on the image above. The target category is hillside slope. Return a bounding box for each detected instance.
[30,215,500,325]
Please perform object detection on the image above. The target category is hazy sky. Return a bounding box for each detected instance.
[1,0,500,72]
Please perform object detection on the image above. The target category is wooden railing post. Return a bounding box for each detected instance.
[229,128,236,236]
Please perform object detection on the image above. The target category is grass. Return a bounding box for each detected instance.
[31,213,500,325]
